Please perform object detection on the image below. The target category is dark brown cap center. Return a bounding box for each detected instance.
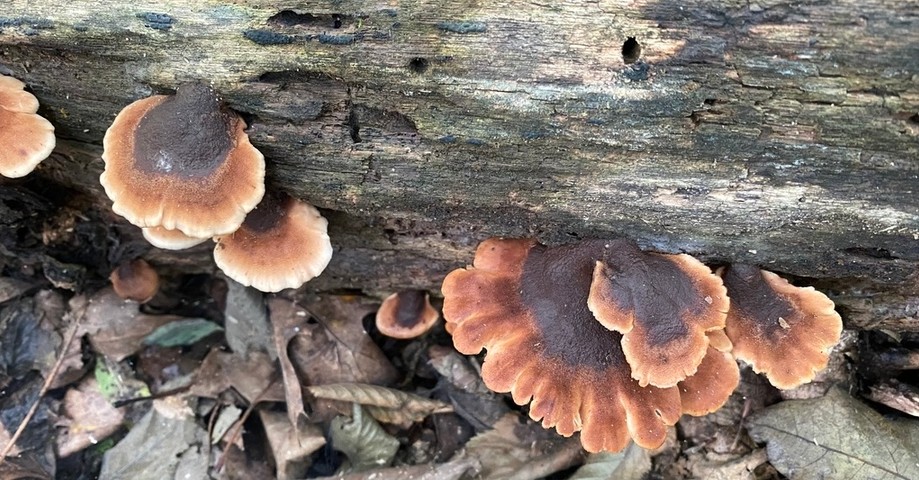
[133,84,234,178]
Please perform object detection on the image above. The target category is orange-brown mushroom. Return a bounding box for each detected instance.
[375,290,439,339]
[110,258,160,303]
[142,226,208,250]
[100,84,264,237]
[443,238,685,453]
[587,241,729,388]
[719,264,842,389]
[677,329,740,415]
[213,193,332,293]
[0,75,55,178]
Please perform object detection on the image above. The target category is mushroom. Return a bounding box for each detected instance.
[719,264,842,389]
[443,238,690,453]
[677,329,740,415]
[213,193,332,293]
[110,258,160,303]
[142,226,209,250]
[0,75,56,178]
[587,240,730,387]
[100,84,264,238]
[375,290,439,339]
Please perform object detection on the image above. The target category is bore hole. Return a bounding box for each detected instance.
[622,37,641,64]
[408,57,429,74]
[333,14,342,28]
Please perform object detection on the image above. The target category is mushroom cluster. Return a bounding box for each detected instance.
[0,75,56,178]
[442,238,842,452]
[101,85,332,292]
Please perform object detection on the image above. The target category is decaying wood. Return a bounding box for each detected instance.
[0,1,916,330]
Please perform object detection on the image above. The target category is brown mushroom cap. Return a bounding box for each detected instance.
[443,238,684,453]
[586,240,730,388]
[142,226,209,250]
[100,84,264,237]
[213,193,332,293]
[0,75,55,178]
[375,290,440,339]
[110,258,160,303]
[677,330,740,416]
[719,264,842,389]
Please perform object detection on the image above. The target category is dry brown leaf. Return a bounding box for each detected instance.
[56,376,125,457]
[306,383,452,425]
[267,297,310,428]
[79,288,182,361]
[258,410,326,480]
[291,295,398,386]
[190,349,285,404]
[460,413,584,480]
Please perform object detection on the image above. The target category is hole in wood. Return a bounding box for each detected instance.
[622,37,641,64]
[408,57,429,74]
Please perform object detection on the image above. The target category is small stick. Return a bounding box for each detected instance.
[0,306,85,464]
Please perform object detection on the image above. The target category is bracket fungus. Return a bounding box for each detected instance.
[142,226,209,251]
[719,264,842,389]
[442,238,739,452]
[375,290,440,339]
[100,84,265,238]
[213,193,332,293]
[0,75,56,178]
[587,241,729,387]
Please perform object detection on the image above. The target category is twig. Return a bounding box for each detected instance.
[0,305,86,464]
[214,377,277,472]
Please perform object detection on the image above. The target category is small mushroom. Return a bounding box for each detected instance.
[443,238,684,453]
[0,75,56,178]
[375,290,439,339]
[213,193,332,293]
[110,258,160,303]
[587,240,730,388]
[142,226,209,250]
[100,84,264,237]
[719,264,842,389]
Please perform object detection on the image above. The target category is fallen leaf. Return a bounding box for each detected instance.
[291,295,398,386]
[460,413,583,480]
[0,379,56,473]
[310,458,480,480]
[258,410,326,480]
[267,298,310,428]
[56,376,126,457]
[306,383,452,425]
[143,318,222,347]
[211,405,242,444]
[330,404,400,472]
[0,277,35,305]
[80,288,182,361]
[189,349,284,404]
[223,280,275,359]
[0,296,62,385]
[99,405,209,480]
[747,387,919,480]
[427,345,509,430]
[568,442,651,480]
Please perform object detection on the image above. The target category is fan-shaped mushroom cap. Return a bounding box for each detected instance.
[677,329,740,415]
[142,226,209,250]
[110,258,160,303]
[100,84,264,237]
[586,240,729,388]
[442,238,684,453]
[376,290,440,339]
[0,75,55,178]
[719,264,842,390]
[213,193,332,293]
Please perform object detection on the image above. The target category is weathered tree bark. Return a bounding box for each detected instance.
[1,0,916,330]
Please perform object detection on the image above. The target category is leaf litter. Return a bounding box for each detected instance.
[0,244,917,480]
